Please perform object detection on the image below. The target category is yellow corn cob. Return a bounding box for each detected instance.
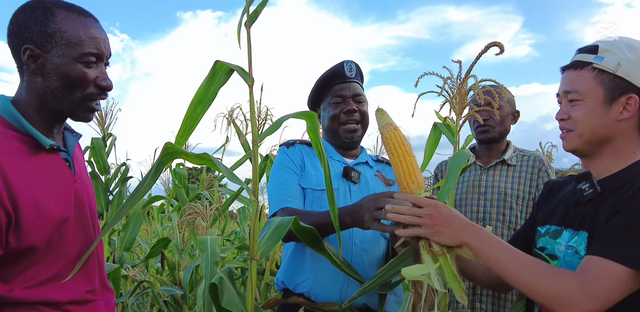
[375,108,425,196]
[376,107,468,312]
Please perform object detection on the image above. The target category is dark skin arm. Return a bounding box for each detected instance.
[274,191,411,243]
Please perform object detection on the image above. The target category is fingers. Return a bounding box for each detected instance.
[395,227,425,237]
[393,192,435,207]
[371,210,387,221]
[384,205,426,218]
[369,222,397,234]
[385,211,423,226]
[383,198,413,207]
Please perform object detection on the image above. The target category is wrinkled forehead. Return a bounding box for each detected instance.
[54,10,110,54]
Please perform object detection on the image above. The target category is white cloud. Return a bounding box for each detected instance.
[0,0,544,193]
[428,5,541,62]
[579,0,640,43]
[0,41,14,71]
[508,82,559,123]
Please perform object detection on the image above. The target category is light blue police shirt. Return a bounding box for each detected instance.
[267,138,404,312]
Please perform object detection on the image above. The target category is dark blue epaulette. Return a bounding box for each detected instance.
[279,139,313,149]
[372,155,391,165]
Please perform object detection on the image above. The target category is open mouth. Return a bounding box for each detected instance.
[341,120,361,131]
[560,129,573,138]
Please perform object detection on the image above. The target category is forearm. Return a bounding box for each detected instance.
[456,253,513,294]
[274,206,357,243]
[462,223,591,312]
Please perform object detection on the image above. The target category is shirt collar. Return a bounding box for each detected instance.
[468,140,518,167]
[322,138,376,167]
[0,94,82,150]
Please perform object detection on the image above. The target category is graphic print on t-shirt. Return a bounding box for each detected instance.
[533,225,588,312]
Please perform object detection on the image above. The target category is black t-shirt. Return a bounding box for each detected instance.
[508,160,640,312]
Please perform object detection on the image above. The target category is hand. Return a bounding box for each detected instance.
[383,192,478,247]
[348,191,412,233]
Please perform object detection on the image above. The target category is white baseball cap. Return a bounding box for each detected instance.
[570,36,640,89]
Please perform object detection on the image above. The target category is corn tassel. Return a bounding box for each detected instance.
[375,108,467,312]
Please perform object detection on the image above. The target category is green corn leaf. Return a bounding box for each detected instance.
[209,266,265,312]
[142,237,172,262]
[341,246,414,308]
[198,235,221,312]
[258,216,364,283]
[182,258,199,311]
[232,118,251,154]
[115,200,145,268]
[461,134,475,150]
[435,122,457,149]
[437,250,467,306]
[236,0,254,48]
[89,137,110,176]
[173,60,245,148]
[420,122,443,172]
[88,171,108,215]
[246,0,269,28]
[436,149,475,203]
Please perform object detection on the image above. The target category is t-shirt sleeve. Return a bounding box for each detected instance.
[587,202,640,271]
[266,146,304,218]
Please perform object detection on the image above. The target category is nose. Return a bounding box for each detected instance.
[342,98,358,113]
[475,109,492,122]
[96,70,114,93]
[555,102,569,122]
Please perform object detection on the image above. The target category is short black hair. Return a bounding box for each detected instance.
[7,0,99,77]
[560,60,640,107]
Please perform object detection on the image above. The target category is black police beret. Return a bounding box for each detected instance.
[307,60,365,112]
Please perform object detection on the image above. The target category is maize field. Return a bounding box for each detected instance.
[72,1,582,311]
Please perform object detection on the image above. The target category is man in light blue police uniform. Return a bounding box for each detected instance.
[267,60,408,312]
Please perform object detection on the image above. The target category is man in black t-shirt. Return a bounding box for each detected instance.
[384,36,640,312]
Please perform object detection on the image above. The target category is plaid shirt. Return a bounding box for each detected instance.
[431,141,555,312]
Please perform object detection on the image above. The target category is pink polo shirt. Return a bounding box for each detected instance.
[0,98,115,311]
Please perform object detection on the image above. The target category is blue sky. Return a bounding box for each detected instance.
[0,0,636,194]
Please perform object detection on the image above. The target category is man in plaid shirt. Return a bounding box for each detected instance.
[432,85,556,312]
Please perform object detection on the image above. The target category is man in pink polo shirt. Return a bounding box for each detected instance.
[0,0,116,311]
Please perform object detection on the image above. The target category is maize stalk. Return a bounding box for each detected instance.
[375,107,467,312]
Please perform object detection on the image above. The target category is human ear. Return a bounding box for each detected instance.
[511,109,520,125]
[21,45,46,76]
[616,94,640,122]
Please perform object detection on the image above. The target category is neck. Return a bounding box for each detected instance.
[11,84,66,145]
[473,139,509,166]
[580,136,640,180]
[335,146,361,159]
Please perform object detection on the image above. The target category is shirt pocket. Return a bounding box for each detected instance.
[499,192,531,239]
[299,178,338,212]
